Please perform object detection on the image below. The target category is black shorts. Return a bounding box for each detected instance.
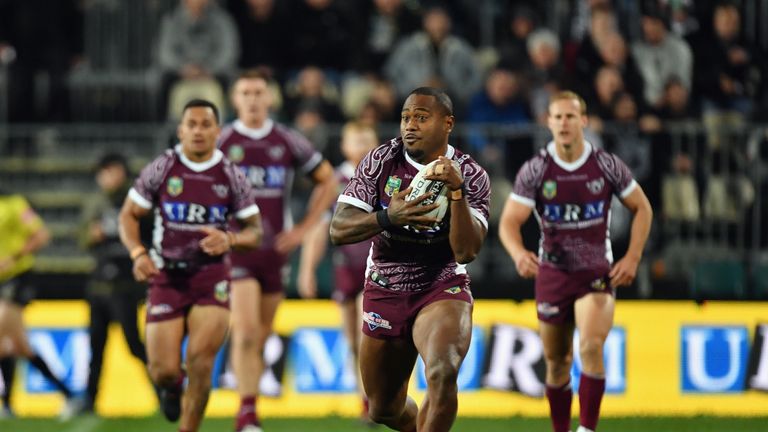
[0,274,35,307]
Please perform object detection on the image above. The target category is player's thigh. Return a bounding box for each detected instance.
[574,292,614,342]
[186,305,230,359]
[230,278,260,335]
[412,299,473,372]
[359,333,417,405]
[259,291,284,338]
[539,320,575,361]
[145,317,185,369]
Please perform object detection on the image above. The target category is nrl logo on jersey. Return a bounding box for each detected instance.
[586,178,605,194]
[542,180,557,199]
[590,278,607,291]
[214,280,229,302]
[268,146,285,160]
[167,176,183,196]
[212,184,229,198]
[384,175,401,197]
[227,145,244,163]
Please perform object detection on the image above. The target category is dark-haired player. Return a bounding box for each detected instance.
[499,91,652,432]
[330,87,491,431]
[119,99,262,432]
[218,69,338,432]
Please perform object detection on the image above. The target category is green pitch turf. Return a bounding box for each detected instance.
[2,415,767,431]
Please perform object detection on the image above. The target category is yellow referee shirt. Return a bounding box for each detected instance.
[0,194,44,283]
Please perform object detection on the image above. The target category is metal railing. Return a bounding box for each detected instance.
[1,121,765,299]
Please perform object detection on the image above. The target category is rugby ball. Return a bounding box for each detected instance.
[406,159,453,224]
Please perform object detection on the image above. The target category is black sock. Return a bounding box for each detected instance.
[29,354,73,398]
[0,357,16,408]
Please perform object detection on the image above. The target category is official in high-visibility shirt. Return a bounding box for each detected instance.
[0,190,77,419]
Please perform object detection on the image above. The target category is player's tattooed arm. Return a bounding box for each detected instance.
[329,203,383,245]
[330,190,439,245]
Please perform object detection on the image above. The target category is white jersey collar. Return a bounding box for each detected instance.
[404,144,456,170]
[175,144,223,172]
[547,140,592,172]
[233,118,274,140]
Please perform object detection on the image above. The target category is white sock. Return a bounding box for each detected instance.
[576,427,595,432]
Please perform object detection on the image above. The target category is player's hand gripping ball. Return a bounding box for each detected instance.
[406,159,460,224]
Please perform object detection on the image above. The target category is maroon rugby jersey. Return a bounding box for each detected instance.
[511,141,636,273]
[218,119,323,250]
[338,138,491,292]
[128,145,259,264]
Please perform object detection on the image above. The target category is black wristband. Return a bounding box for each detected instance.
[376,209,394,229]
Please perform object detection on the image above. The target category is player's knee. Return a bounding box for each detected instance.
[186,352,214,378]
[367,400,401,425]
[233,328,258,351]
[544,353,572,378]
[424,358,460,391]
[579,337,604,362]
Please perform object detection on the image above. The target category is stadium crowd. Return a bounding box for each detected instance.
[0,0,765,292]
[1,0,768,430]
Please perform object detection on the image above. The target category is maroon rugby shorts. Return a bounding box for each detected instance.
[362,273,473,340]
[230,248,287,294]
[146,262,230,323]
[534,266,614,325]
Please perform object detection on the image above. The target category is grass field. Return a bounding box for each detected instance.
[2,415,768,432]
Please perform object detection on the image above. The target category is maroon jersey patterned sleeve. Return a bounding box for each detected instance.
[127,150,175,209]
[511,152,547,208]
[282,125,324,174]
[462,157,491,230]
[596,150,637,198]
[223,159,260,220]
[337,145,388,213]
